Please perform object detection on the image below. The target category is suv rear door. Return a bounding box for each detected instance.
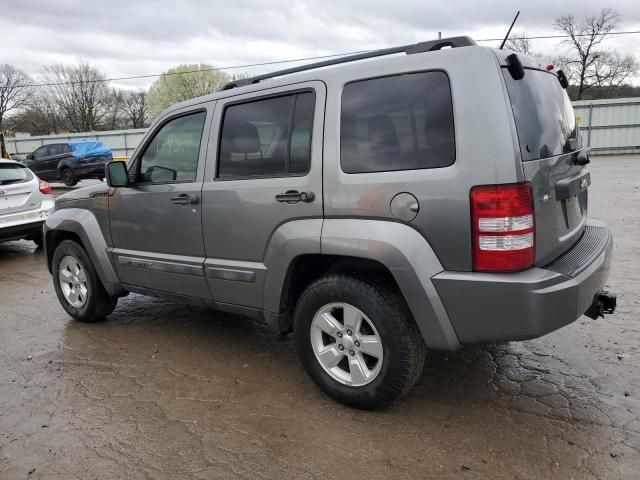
[109,106,212,299]
[201,82,325,308]
[501,61,587,265]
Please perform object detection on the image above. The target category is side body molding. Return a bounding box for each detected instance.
[321,219,461,351]
[44,208,122,295]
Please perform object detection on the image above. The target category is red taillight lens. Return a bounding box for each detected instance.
[39,179,52,195]
[471,182,535,272]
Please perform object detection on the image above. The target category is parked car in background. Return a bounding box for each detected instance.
[25,141,112,187]
[0,159,54,246]
[8,153,27,164]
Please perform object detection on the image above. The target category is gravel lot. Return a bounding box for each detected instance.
[1,156,639,479]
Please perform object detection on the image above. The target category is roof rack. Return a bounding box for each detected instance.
[223,36,476,90]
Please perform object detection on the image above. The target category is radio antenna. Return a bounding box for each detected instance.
[499,11,521,49]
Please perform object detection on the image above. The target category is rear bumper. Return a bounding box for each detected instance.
[0,220,45,242]
[433,219,613,343]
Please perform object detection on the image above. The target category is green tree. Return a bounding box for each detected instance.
[147,64,230,119]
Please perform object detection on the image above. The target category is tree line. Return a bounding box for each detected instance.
[505,9,638,100]
[0,63,232,157]
[1,8,639,158]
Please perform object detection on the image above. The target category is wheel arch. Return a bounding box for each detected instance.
[45,208,124,297]
[56,157,76,173]
[265,219,461,351]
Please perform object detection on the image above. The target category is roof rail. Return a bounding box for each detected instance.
[223,36,476,90]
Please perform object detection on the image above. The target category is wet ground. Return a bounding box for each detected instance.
[1,157,639,479]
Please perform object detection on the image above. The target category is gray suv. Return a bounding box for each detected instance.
[44,37,616,408]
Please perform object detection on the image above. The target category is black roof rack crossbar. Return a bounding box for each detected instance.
[223,36,476,90]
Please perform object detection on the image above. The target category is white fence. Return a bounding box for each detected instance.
[572,97,640,155]
[6,97,640,158]
[6,128,147,158]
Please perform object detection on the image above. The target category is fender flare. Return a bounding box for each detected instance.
[44,208,121,295]
[262,218,323,314]
[262,218,460,351]
[320,219,460,351]
[56,157,76,173]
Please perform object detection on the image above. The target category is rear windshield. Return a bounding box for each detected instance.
[0,163,31,185]
[502,69,578,161]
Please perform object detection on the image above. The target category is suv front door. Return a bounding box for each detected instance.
[109,106,212,299]
[28,145,50,178]
[201,82,325,309]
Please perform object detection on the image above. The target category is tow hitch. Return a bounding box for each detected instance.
[585,291,617,320]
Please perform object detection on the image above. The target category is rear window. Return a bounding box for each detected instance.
[0,164,31,185]
[340,71,455,174]
[503,69,578,161]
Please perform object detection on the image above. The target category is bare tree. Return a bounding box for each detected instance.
[19,94,64,135]
[554,9,638,99]
[123,90,148,128]
[0,64,33,158]
[41,61,110,132]
[505,31,532,54]
[104,88,126,130]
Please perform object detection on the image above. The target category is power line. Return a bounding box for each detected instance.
[9,29,640,89]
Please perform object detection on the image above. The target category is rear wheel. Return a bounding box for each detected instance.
[294,275,426,409]
[52,240,117,322]
[61,168,77,187]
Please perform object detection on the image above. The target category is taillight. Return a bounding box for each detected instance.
[39,179,52,195]
[470,182,534,272]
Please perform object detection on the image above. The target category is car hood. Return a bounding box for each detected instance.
[56,183,109,204]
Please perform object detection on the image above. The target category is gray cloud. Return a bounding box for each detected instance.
[2,0,639,89]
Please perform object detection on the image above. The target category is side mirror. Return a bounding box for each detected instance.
[105,161,129,187]
[26,154,34,160]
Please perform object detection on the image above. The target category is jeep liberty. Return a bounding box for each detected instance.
[44,37,616,408]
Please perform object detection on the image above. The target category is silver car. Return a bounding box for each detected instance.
[0,159,55,246]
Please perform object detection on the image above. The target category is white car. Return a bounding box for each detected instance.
[0,159,55,246]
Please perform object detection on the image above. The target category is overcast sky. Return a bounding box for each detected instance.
[2,0,639,90]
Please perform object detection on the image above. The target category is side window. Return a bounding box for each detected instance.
[33,146,47,160]
[340,71,455,174]
[217,91,315,178]
[49,144,62,156]
[139,111,206,183]
[61,144,72,154]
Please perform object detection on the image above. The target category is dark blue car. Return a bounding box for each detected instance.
[26,141,113,186]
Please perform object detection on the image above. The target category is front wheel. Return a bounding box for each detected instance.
[60,168,77,187]
[294,275,426,409]
[52,240,117,322]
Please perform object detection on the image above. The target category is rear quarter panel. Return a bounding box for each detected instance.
[322,46,524,271]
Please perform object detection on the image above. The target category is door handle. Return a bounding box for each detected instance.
[170,194,199,205]
[275,190,315,203]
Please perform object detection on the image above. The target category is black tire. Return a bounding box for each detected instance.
[52,240,117,322]
[28,234,43,248]
[61,168,77,187]
[294,275,426,409]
